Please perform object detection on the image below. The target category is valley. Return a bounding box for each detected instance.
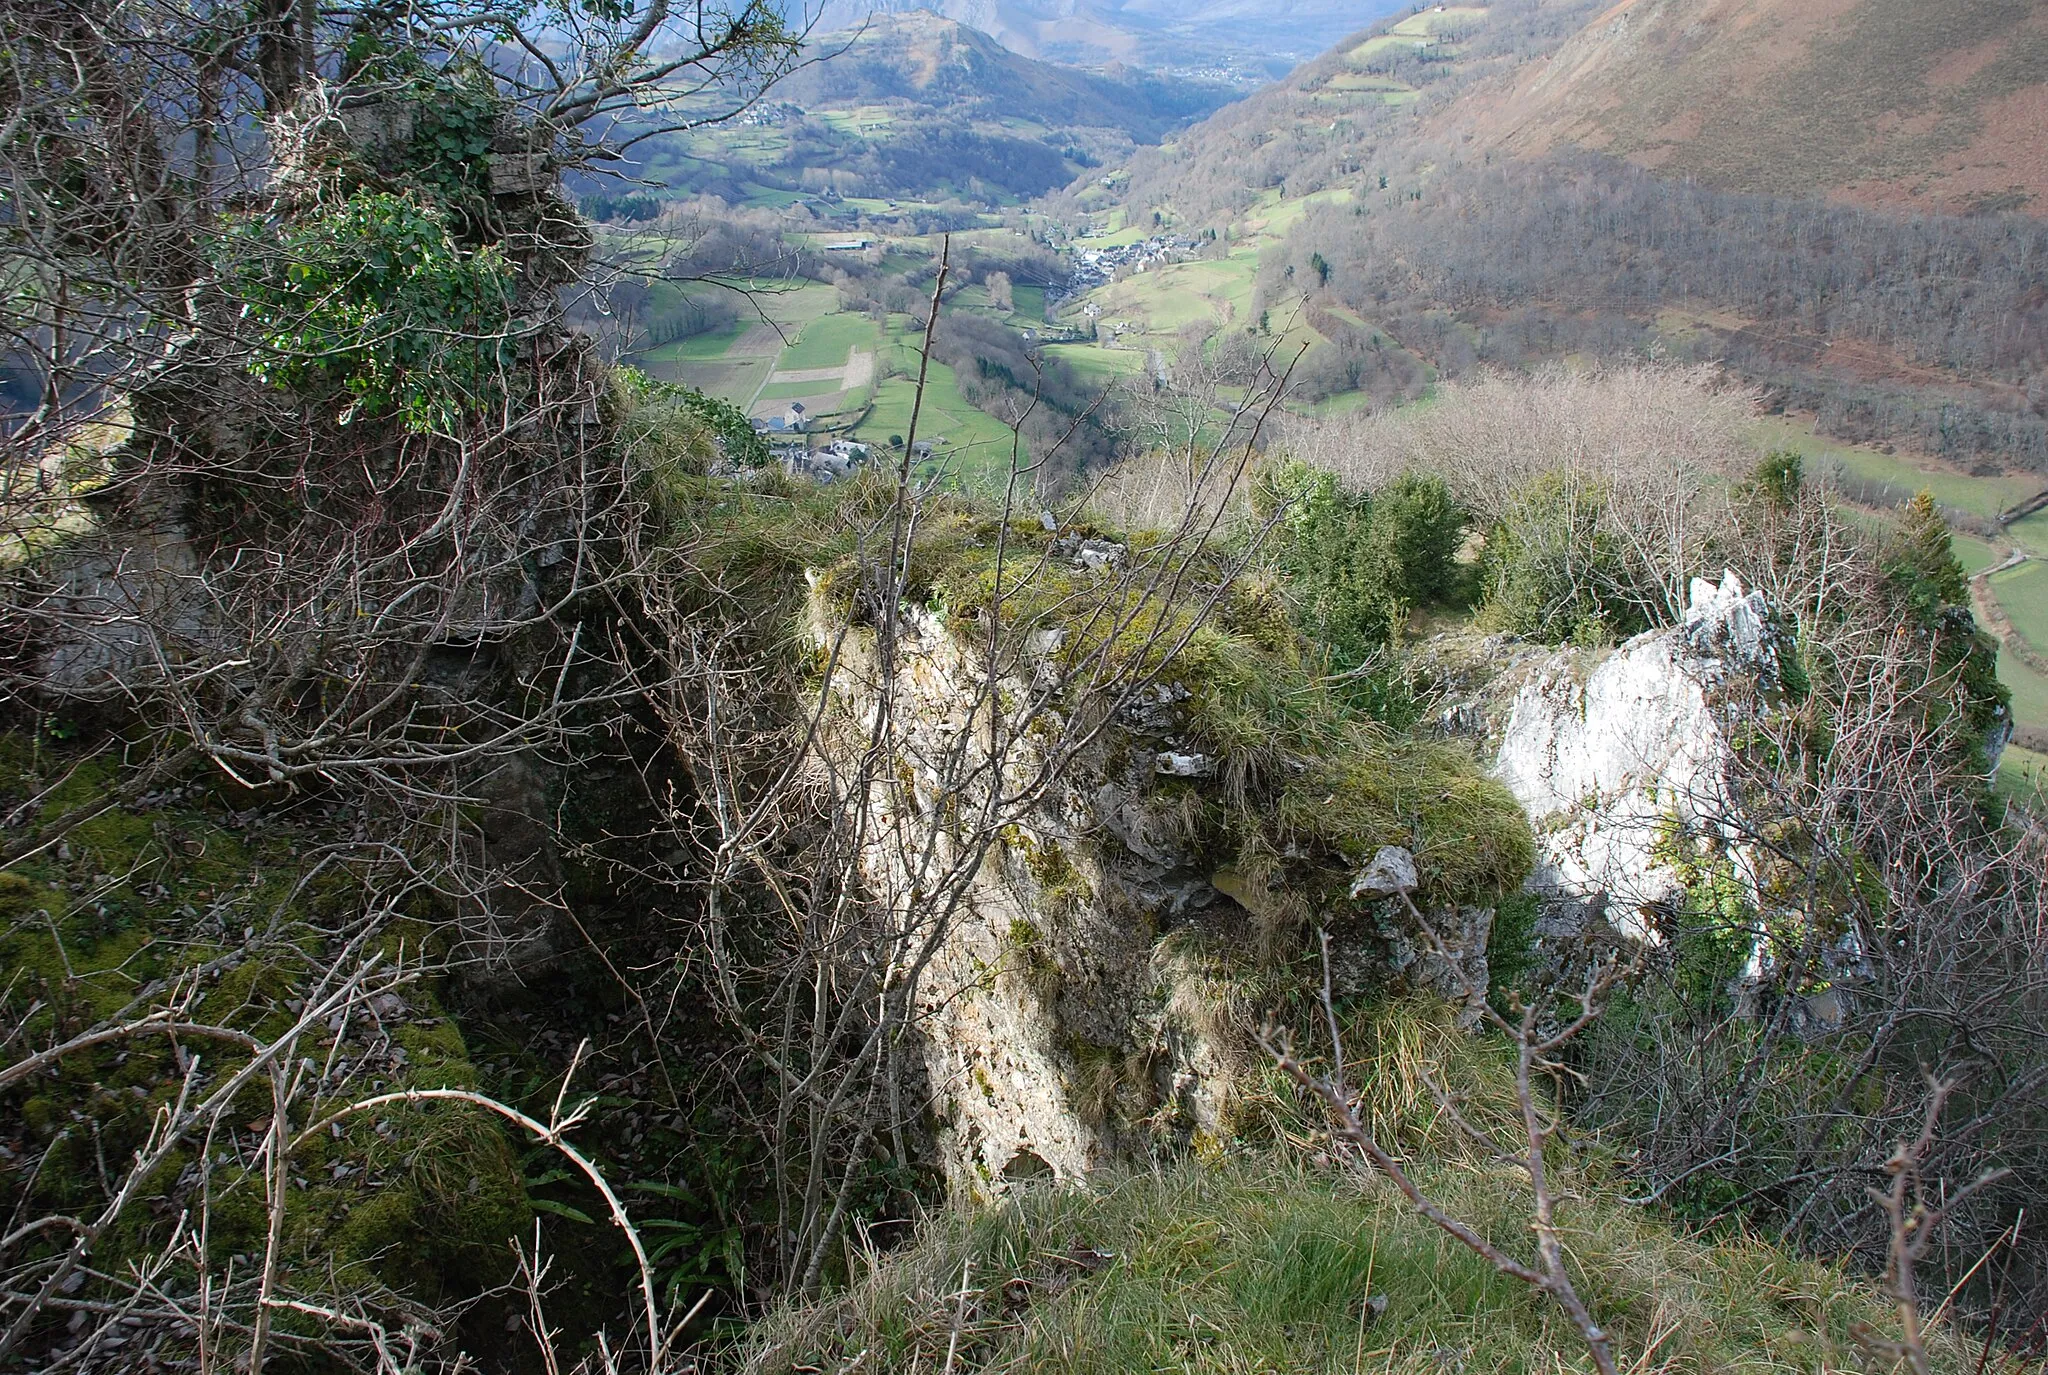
[607,0,2048,787]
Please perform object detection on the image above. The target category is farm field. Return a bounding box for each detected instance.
[776,312,879,371]
[2002,743,2048,805]
[1989,560,2048,655]
[2009,510,2048,559]
[1748,415,2046,527]
[625,265,1033,484]
[854,365,1021,486]
[640,323,747,363]
[1954,532,2002,575]
[626,279,839,410]
[1039,343,1148,388]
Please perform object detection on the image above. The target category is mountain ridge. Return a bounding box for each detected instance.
[811,0,1404,75]
[783,9,1235,139]
[1101,0,2048,224]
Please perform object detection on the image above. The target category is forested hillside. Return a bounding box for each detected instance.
[593,13,1239,212]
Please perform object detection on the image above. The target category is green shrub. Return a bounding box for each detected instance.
[1743,449,1805,514]
[1367,470,1468,607]
[1886,489,1969,608]
[1476,471,1642,645]
[1258,460,1391,668]
[1256,462,1470,683]
[214,191,516,431]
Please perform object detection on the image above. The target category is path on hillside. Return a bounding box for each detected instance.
[844,348,875,390]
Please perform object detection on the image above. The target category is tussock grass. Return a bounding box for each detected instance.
[739,1152,1930,1375]
[744,999,1947,1374]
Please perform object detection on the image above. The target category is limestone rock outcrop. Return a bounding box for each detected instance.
[1435,572,1780,942]
[809,585,1500,1194]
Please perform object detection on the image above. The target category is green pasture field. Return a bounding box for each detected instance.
[1953,532,2002,575]
[729,281,841,335]
[688,127,789,161]
[627,280,838,398]
[947,283,993,312]
[1093,275,1218,333]
[778,312,877,371]
[640,322,746,363]
[1238,187,1351,244]
[1998,641,2048,730]
[2009,511,2048,558]
[1989,559,2048,655]
[1011,285,1047,322]
[1348,33,1431,60]
[737,183,807,209]
[1040,343,1147,388]
[2000,743,2047,806]
[1311,87,1419,106]
[853,365,1021,486]
[1082,251,1274,345]
[1302,390,1378,417]
[636,150,727,186]
[1324,72,1413,91]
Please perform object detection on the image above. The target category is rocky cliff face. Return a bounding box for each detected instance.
[808,573,1497,1194]
[809,593,1253,1193]
[1434,572,1781,944]
[807,561,1793,1191]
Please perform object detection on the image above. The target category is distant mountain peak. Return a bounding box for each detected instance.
[812,0,1407,78]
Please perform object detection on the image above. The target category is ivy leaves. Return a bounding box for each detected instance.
[214,192,518,432]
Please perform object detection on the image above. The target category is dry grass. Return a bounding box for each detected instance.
[1081,443,1258,537]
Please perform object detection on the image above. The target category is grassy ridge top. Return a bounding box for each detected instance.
[745,1145,1926,1373]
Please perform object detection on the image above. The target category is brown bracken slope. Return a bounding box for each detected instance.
[1455,0,2048,216]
